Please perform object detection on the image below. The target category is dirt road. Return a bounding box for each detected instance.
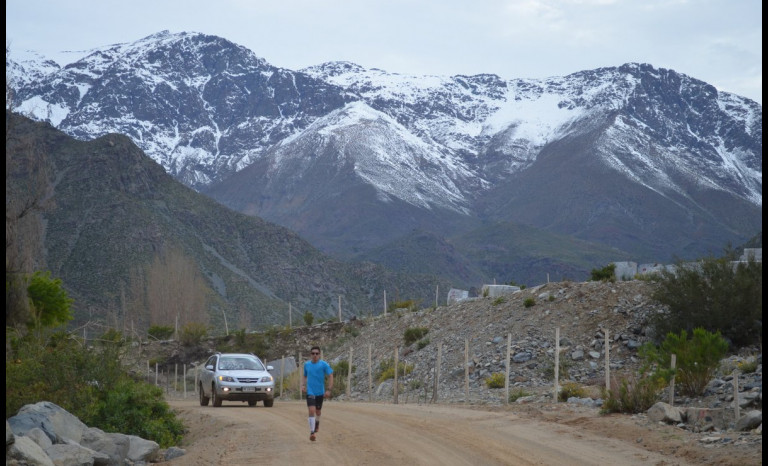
[162,399,699,466]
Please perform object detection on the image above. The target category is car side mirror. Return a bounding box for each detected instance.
[267,365,274,371]
[205,365,214,370]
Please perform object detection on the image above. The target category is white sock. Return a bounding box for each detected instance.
[309,416,316,433]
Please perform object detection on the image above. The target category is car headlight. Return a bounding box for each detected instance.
[218,375,236,382]
[260,376,273,383]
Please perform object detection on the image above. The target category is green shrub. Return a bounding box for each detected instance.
[376,358,414,383]
[89,379,184,447]
[26,271,74,329]
[6,330,183,447]
[601,373,666,414]
[388,300,419,313]
[99,328,124,346]
[179,322,208,347]
[330,360,351,397]
[508,388,532,402]
[408,379,424,390]
[416,339,430,350]
[485,372,506,389]
[332,360,350,378]
[558,382,587,401]
[523,298,535,308]
[650,252,762,346]
[404,327,429,346]
[590,263,616,282]
[737,358,759,374]
[508,280,526,290]
[233,328,247,347]
[542,356,571,381]
[492,296,505,305]
[303,311,314,326]
[635,272,661,282]
[639,328,728,397]
[148,325,174,340]
[344,326,360,337]
[219,328,269,355]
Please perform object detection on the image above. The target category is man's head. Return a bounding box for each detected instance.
[310,346,321,360]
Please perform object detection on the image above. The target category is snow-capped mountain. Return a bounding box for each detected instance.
[7,31,762,273]
[9,31,353,187]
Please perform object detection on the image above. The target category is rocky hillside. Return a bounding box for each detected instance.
[147,279,761,420]
[329,279,663,402]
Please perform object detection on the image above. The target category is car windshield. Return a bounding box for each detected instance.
[218,357,264,371]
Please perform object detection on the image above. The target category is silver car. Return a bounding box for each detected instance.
[198,353,275,407]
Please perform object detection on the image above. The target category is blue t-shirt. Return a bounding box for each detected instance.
[304,360,333,396]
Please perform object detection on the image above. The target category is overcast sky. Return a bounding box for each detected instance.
[6,0,762,103]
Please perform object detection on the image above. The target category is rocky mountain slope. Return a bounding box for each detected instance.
[152,280,757,401]
[6,113,453,328]
[147,279,761,434]
[8,31,762,287]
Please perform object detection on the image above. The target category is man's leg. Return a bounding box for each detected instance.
[307,396,317,440]
[314,396,324,433]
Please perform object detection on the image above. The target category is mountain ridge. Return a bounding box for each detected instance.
[6,113,457,328]
[8,31,761,287]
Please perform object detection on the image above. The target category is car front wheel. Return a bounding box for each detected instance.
[212,384,222,407]
[199,383,210,406]
[263,398,274,407]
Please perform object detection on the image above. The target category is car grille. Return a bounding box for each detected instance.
[237,377,260,383]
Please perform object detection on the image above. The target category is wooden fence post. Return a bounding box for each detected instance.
[297,351,302,399]
[554,327,560,403]
[465,338,469,404]
[733,370,740,420]
[194,364,198,395]
[368,344,373,402]
[604,328,610,392]
[431,343,442,403]
[505,333,511,404]
[347,347,353,398]
[669,354,676,405]
[394,347,399,404]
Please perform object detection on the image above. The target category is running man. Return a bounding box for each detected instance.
[301,346,334,441]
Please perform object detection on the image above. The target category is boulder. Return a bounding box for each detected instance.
[734,410,762,431]
[682,407,725,430]
[647,402,683,424]
[8,401,87,443]
[7,435,55,466]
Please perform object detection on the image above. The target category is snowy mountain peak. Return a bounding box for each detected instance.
[7,31,761,263]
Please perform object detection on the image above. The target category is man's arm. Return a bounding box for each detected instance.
[326,373,334,394]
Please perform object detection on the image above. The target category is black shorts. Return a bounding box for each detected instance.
[306,394,325,410]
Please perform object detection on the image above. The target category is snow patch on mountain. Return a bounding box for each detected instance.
[274,101,477,212]
[17,96,70,126]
